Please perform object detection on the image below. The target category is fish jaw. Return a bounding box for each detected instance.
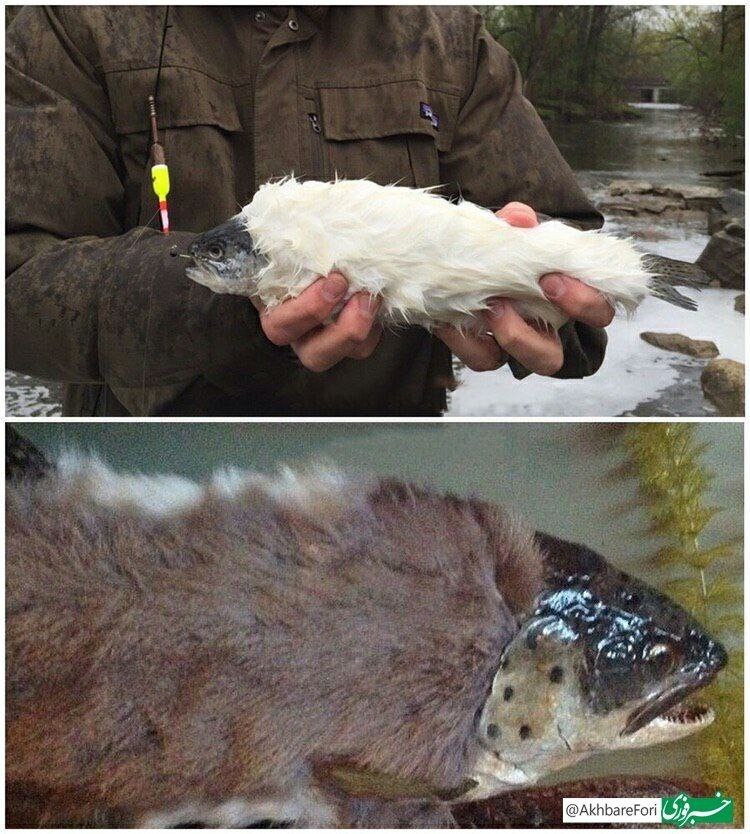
[186,215,267,295]
[616,700,715,748]
[462,748,553,801]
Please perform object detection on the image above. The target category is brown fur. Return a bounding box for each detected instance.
[7,461,544,825]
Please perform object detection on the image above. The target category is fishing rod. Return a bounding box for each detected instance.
[148,6,171,234]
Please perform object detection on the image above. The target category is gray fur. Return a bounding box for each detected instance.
[7,463,543,826]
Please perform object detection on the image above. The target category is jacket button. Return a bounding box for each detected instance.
[288,19,299,31]
[254,10,266,21]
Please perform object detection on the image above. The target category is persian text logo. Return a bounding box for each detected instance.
[661,792,734,828]
[563,794,734,826]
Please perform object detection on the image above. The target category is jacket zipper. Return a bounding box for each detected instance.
[308,112,325,180]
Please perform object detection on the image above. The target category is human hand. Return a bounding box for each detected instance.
[436,202,614,375]
[253,272,382,372]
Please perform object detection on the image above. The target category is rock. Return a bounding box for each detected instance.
[708,207,732,235]
[602,180,723,218]
[735,294,745,314]
[637,195,687,214]
[701,359,745,416]
[702,167,744,178]
[599,195,684,215]
[640,332,719,358]
[659,183,724,210]
[723,188,745,222]
[609,179,654,196]
[696,220,745,289]
[598,199,639,216]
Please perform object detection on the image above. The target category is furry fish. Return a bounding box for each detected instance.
[185,178,707,331]
[6,443,726,828]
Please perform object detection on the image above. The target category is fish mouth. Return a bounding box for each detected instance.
[184,260,236,295]
[622,677,716,737]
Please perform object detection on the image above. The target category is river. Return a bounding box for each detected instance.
[449,104,744,417]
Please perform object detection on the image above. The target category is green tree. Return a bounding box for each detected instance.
[660,5,744,139]
[480,5,744,136]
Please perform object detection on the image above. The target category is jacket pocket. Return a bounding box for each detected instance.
[309,79,460,188]
[106,67,243,229]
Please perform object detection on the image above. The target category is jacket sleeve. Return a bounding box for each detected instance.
[5,7,257,414]
[441,18,607,379]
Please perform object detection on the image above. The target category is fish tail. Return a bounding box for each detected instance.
[648,278,699,311]
[643,254,711,311]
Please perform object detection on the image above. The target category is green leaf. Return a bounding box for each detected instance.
[661,578,704,609]
[684,542,737,569]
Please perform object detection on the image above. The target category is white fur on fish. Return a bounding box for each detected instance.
[233,178,651,330]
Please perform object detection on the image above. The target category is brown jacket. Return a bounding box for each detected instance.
[6,6,606,416]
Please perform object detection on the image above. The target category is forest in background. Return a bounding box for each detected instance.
[481,5,744,140]
[5,5,744,140]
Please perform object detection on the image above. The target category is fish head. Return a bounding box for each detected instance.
[476,537,727,785]
[186,215,267,295]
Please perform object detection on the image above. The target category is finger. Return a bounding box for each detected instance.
[260,272,349,346]
[435,325,507,373]
[539,273,615,328]
[348,319,383,359]
[485,300,564,376]
[293,293,381,372]
[496,202,538,228]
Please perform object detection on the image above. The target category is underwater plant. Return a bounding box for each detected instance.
[625,423,743,825]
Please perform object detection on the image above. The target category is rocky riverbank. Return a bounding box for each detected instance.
[600,179,745,415]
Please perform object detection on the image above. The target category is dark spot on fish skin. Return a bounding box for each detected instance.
[549,666,564,683]
[503,686,514,701]
[519,725,531,740]
[526,632,538,650]
[486,723,500,740]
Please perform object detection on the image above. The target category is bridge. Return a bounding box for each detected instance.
[626,75,675,104]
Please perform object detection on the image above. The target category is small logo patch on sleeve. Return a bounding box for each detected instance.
[420,101,440,130]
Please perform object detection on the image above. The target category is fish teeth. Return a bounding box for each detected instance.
[653,704,714,726]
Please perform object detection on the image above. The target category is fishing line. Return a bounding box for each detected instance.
[125,208,161,253]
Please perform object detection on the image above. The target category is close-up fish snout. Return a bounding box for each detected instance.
[185,215,264,296]
[188,215,254,263]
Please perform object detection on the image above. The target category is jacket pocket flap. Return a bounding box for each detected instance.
[107,66,242,134]
[318,80,459,152]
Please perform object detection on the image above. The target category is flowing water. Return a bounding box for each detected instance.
[548,104,742,189]
[450,105,745,417]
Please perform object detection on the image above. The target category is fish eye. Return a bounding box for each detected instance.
[549,666,564,683]
[647,642,677,672]
[207,244,224,261]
